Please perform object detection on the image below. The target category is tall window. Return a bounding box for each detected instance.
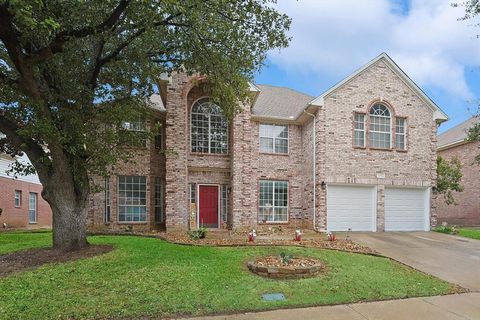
[118,176,147,222]
[221,185,228,223]
[353,113,366,147]
[28,192,37,224]
[191,98,228,154]
[14,190,21,207]
[369,104,391,149]
[259,124,288,154]
[154,177,165,223]
[120,120,147,147]
[258,180,288,223]
[104,178,111,223]
[396,118,407,150]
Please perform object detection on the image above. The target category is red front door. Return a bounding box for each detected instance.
[199,185,219,228]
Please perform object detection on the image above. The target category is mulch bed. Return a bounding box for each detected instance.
[159,233,376,254]
[253,255,320,268]
[0,244,113,278]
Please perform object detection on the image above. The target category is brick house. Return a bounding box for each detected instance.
[87,53,448,233]
[436,117,480,226]
[0,153,52,228]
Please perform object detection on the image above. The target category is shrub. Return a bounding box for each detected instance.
[434,222,458,235]
[187,227,207,240]
[279,252,293,265]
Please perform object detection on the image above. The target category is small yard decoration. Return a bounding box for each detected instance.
[294,229,302,241]
[248,229,257,242]
[327,231,336,242]
[247,252,325,279]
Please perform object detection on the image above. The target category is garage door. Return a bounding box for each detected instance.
[327,185,376,231]
[385,187,428,231]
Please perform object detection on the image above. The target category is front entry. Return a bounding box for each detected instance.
[198,185,219,228]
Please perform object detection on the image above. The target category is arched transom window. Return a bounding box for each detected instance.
[191,98,228,154]
[369,104,391,149]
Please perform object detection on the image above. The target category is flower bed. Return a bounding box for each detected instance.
[247,255,325,279]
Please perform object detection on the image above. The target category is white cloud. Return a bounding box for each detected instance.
[269,0,480,99]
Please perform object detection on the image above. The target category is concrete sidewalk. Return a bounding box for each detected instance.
[183,293,480,320]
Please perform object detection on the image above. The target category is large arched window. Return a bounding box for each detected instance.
[369,103,391,149]
[191,98,228,154]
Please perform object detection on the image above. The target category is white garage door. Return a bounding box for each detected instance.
[385,188,429,231]
[327,185,376,231]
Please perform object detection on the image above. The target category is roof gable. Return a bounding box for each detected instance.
[308,53,448,123]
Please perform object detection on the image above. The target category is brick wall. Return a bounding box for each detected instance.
[436,141,480,226]
[319,59,438,231]
[0,177,52,228]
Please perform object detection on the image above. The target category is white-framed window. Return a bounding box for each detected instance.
[191,98,228,154]
[154,177,165,223]
[353,113,366,147]
[369,104,391,149]
[14,190,21,207]
[258,180,288,223]
[259,124,288,154]
[395,118,407,150]
[118,176,147,222]
[28,192,37,224]
[120,120,147,147]
[221,185,228,223]
[104,178,111,223]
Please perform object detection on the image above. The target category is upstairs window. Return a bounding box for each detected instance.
[395,118,407,150]
[120,120,147,148]
[191,98,228,154]
[353,113,366,148]
[369,104,391,149]
[259,124,288,154]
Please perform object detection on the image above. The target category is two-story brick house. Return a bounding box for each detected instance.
[87,53,448,233]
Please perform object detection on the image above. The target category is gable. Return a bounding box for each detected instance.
[309,53,448,123]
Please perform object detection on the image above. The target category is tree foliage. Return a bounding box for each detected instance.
[0,0,291,250]
[436,156,464,205]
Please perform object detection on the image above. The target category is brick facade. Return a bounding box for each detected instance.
[435,141,480,226]
[0,176,52,228]
[86,56,441,233]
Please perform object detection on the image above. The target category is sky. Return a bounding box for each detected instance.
[254,0,480,133]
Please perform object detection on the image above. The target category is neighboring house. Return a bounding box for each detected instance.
[0,153,52,228]
[87,52,448,233]
[436,117,480,226]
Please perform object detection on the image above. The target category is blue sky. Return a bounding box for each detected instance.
[254,0,480,133]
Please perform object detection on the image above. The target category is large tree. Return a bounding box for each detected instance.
[0,0,290,251]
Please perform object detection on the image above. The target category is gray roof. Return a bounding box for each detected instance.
[252,84,314,119]
[437,116,479,148]
[148,94,166,112]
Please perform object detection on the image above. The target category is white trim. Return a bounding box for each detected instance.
[425,187,431,232]
[437,139,469,151]
[308,53,449,122]
[197,184,221,229]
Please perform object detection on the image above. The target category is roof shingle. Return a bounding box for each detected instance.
[437,117,479,148]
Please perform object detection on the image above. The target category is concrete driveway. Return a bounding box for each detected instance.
[348,231,480,291]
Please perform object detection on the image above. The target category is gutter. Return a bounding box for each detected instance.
[303,110,317,231]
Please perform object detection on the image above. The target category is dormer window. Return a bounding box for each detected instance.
[191,98,228,154]
[369,104,391,149]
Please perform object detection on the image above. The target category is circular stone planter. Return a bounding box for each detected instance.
[247,256,325,279]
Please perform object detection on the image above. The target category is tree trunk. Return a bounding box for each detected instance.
[42,176,89,251]
[50,196,89,251]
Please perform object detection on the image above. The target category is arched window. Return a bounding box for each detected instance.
[369,103,391,149]
[191,98,228,154]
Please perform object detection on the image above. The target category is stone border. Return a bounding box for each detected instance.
[247,258,325,279]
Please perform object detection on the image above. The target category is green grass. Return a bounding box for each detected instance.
[458,228,480,240]
[0,232,453,320]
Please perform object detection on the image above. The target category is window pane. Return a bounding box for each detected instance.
[259,180,288,223]
[191,99,228,154]
[259,124,288,154]
[118,175,147,222]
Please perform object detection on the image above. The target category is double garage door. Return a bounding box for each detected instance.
[327,185,429,231]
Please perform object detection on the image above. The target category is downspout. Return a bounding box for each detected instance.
[303,110,317,231]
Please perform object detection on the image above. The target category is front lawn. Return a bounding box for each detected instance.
[458,228,480,240]
[0,232,454,320]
